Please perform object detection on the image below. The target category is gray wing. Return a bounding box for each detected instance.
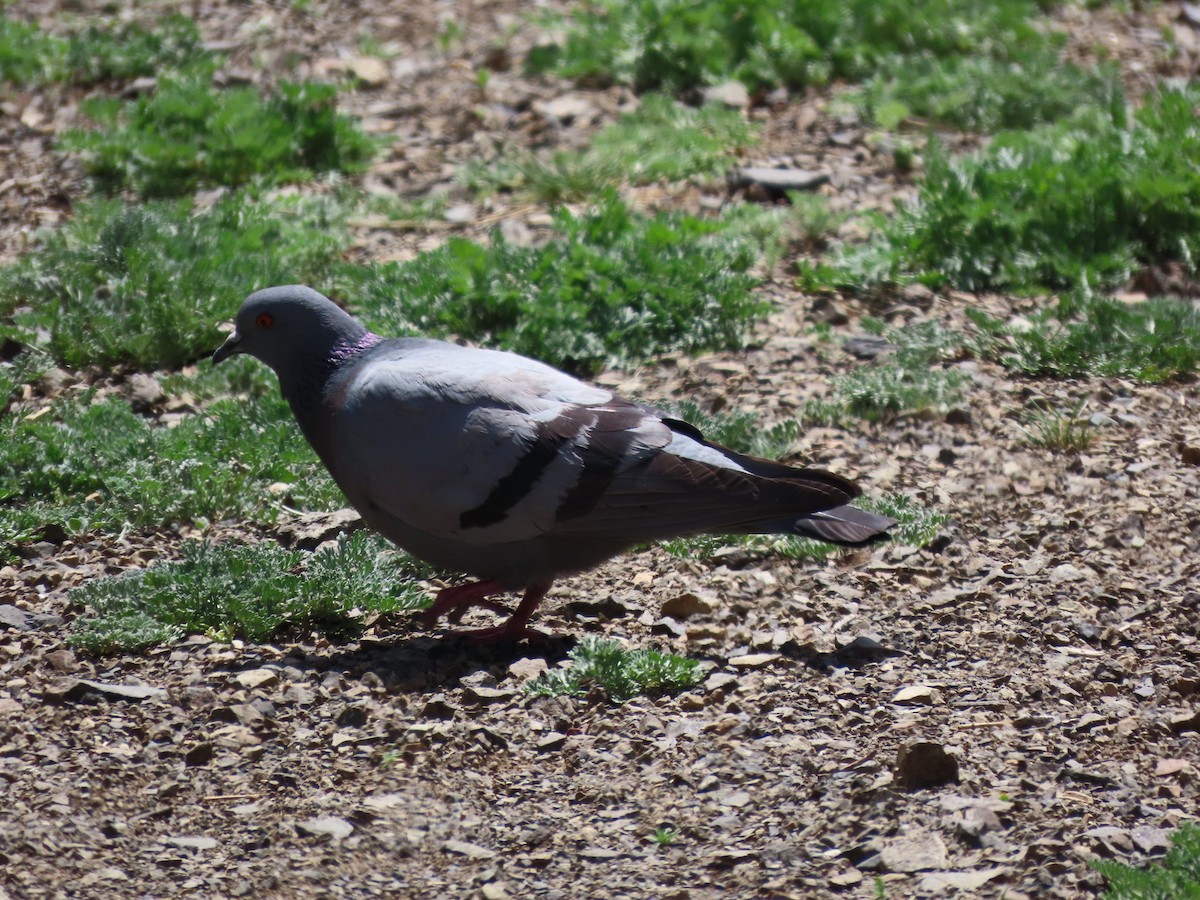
[324,343,673,545]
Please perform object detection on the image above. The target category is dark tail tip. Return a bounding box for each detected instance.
[795,504,897,545]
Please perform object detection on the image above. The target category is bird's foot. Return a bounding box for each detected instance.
[420,580,554,643]
[421,579,504,627]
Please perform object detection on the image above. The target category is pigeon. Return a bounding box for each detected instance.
[213,285,896,642]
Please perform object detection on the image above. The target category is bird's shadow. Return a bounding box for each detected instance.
[268,624,577,695]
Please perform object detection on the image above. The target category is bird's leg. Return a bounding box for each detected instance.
[421,579,506,627]
[456,580,553,644]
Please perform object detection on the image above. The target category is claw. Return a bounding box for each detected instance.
[420,579,504,627]
[418,579,553,640]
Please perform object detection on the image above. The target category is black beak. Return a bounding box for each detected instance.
[212,331,243,364]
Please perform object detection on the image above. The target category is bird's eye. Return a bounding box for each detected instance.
[256,313,274,330]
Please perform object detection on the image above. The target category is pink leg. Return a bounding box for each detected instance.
[455,580,553,644]
[420,579,505,627]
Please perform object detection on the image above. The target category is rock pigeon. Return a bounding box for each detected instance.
[213,285,896,642]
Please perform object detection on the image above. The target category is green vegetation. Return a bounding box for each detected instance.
[69,532,428,653]
[802,318,969,424]
[853,52,1119,133]
[533,0,1053,92]
[652,827,679,847]
[661,492,945,562]
[0,13,207,86]
[810,360,968,424]
[1093,822,1200,899]
[65,69,376,197]
[786,194,847,251]
[968,292,1200,383]
[813,89,1200,294]
[530,0,1112,133]
[0,391,342,546]
[0,191,347,369]
[1018,400,1095,452]
[345,194,767,374]
[464,95,757,200]
[527,636,702,702]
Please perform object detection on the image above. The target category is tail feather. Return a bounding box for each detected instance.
[795,504,896,545]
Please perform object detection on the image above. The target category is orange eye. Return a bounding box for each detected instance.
[256,313,274,329]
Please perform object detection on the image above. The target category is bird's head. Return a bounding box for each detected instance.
[213,285,371,376]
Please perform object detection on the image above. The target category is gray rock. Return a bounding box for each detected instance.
[275,509,364,550]
[297,816,354,841]
[0,604,31,631]
[731,166,831,194]
[701,81,750,109]
[843,336,899,360]
[44,679,167,703]
[164,836,220,851]
[442,839,497,859]
[126,373,166,413]
[879,830,949,872]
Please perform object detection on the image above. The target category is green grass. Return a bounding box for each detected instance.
[1018,400,1095,452]
[968,292,1200,383]
[801,318,970,424]
[0,190,348,370]
[0,13,207,86]
[528,0,1109,133]
[64,67,377,197]
[69,532,429,654]
[786,193,847,251]
[661,492,945,562]
[343,193,768,375]
[463,95,757,200]
[811,88,1200,294]
[526,636,702,702]
[852,51,1120,133]
[652,827,679,847]
[0,349,49,411]
[810,361,969,424]
[1093,822,1200,899]
[0,390,343,546]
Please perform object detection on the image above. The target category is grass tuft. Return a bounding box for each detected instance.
[800,318,970,424]
[0,191,348,369]
[0,391,342,545]
[64,69,377,197]
[526,636,702,702]
[652,827,680,847]
[0,13,208,86]
[530,0,1113,135]
[853,51,1120,133]
[815,362,968,424]
[464,95,757,201]
[344,193,768,375]
[1092,821,1200,899]
[1018,401,1095,452]
[69,532,429,653]
[968,293,1200,383]
[655,400,802,461]
[533,0,1057,93]
[811,89,1200,294]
